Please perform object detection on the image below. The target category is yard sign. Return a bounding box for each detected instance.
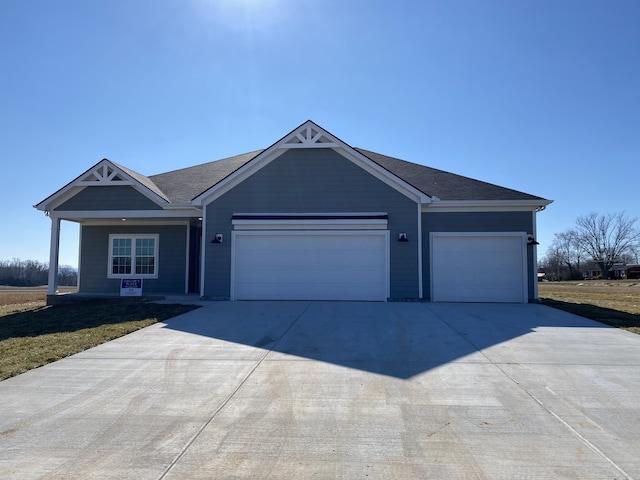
[120,278,143,297]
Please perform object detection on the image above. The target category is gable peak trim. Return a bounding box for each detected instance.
[281,121,339,148]
[78,159,133,186]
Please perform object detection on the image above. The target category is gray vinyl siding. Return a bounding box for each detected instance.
[79,224,187,294]
[55,186,162,211]
[421,211,536,301]
[204,148,419,300]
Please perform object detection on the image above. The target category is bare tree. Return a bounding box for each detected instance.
[574,212,640,279]
[539,252,563,281]
[57,265,78,286]
[547,229,585,280]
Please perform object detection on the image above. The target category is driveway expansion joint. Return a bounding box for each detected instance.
[156,301,313,480]
[423,303,635,480]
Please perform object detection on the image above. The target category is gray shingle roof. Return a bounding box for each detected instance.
[148,150,263,203]
[355,149,547,202]
[136,148,546,204]
[110,160,171,202]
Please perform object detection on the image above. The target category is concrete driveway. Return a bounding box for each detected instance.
[1,302,639,479]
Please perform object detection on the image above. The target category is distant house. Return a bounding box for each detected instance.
[35,120,552,304]
[582,264,640,280]
[610,264,640,280]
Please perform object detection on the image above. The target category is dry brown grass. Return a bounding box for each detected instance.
[0,286,76,308]
[0,287,198,381]
[538,281,640,334]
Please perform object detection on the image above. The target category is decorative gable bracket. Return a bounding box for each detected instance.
[78,161,133,186]
[281,123,339,148]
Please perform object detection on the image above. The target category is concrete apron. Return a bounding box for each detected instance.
[0,301,639,480]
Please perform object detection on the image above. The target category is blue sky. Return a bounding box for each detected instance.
[1,0,638,268]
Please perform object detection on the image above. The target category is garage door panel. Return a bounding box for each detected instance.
[432,234,526,303]
[233,232,388,301]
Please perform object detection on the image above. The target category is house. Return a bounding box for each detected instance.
[35,121,552,304]
[610,264,640,280]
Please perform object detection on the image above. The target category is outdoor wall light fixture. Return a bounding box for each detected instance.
[527,235,539,245]
[398,232,408,242]
[211,233,223,244]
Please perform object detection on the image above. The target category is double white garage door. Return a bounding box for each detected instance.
[231,231,527,302]
[232,231,389,301]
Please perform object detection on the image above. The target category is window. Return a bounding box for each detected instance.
[108,234,159,278]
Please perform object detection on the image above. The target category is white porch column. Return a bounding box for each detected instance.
[47,217,61,295]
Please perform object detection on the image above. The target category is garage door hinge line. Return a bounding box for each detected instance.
[422,305,634,480]
[156,302,313,480]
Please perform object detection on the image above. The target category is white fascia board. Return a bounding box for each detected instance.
[49,209,201,220]
[422,199,553,213]
[333,147,430,204]
[165,203,202,211]
[193,147,287,206]
[81,219,193,226]
[35,186,84,212]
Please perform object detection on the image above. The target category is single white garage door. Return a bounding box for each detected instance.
[431,233,527,303]
[232,231,389,301]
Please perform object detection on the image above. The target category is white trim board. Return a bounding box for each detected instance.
[232,212,389,230]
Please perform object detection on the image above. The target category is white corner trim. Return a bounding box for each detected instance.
[185,223,190,294]
[199,213,207,298]
[532,210,539,301]
[417,203,423,299]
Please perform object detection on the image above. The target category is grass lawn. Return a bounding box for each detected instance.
[0,287,199,381]
[538,280,640,335]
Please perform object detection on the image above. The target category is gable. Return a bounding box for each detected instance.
[212,148,416,212]
[192,120,430,206]
[35,159,169,213]
[54,185,163,211]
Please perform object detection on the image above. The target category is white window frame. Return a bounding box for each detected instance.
[107,234,159,279]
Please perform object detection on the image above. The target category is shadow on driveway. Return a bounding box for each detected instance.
[160,301,610,379]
